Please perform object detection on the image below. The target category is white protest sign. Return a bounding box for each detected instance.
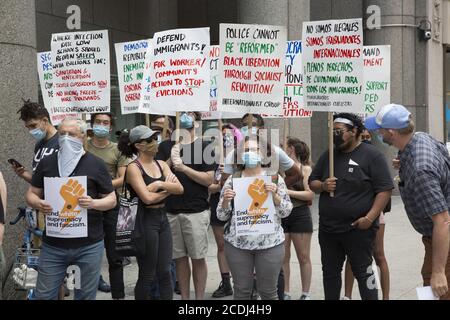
[201,45,245,120]
[302,19,364,113]
[37,52,78,125]
[263,40,313,118]
[51,30,110,114]
[44,176,88,238]
[115,39,150,114]
[233,176,276,236]
[218,24,287,115]
[363,45,390,115]
[140,27,210,114]
[416,286,439,300]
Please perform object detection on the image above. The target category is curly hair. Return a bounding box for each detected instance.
[17,99,50,122]
[333,112,364,137]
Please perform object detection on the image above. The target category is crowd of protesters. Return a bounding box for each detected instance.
[0,101,448,301]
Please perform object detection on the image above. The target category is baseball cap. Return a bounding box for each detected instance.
[364,104,411,130]
[129,125,157,143]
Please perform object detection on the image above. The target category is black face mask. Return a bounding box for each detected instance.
[333,133,344,148]
[362,139,372,144]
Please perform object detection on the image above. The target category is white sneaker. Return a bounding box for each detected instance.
[340,296,351,300]
[284,293,292,300]
[300,294,311,300]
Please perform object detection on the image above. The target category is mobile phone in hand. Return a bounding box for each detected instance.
[8,158,23,168]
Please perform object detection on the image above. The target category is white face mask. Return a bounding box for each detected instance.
[58,134,84,177]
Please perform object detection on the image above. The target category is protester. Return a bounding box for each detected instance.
[309,113,393,300]
[0,171,7,288]
[150,114,175,141]
[365,103,450,300]
[343,129,391,300]
[118,125,183,300]
[282,137,314,300]
[25,118,117,300]
[166,112,215,300]
[221,114,302,189]
[13,100,68,297]
[217,135,293,300]
[85,113,131,298]
[13,100,59,183]
[208,123,243,298]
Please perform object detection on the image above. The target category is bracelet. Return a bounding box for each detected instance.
[364,216,374,223]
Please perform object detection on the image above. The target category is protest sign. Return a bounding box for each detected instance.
[44,176,88,238]
[302,19,364,113]
[363,45,390,115]
[115,39,150,114]
[218,24,287,115]
[201,45,244,120]
[233,176,276,236]
[37,52,78,125]
[263,40,312,118]
[51,30,110,114]
[139,27,210,114]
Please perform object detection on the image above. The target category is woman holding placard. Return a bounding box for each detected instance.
[216,136,293,300]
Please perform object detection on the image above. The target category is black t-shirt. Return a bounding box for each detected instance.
[155,140,175,162]
[165,139,216,214]
[31,152,114,248]
[33,133,59,172]
[309,143,394,233]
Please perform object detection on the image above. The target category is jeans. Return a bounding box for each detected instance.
[225,242,285,300]
[150,260,177,299]
[0,245,5,296]
[319,228,378,300]
[135,208,173,300]
[103,206,125,299]
[34,241,104,300]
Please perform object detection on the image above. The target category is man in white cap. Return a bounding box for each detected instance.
[365,103,450,300]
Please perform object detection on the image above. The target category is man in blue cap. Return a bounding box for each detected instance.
[365,103,450,300]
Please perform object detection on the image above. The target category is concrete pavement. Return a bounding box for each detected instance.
[96,196,424,300]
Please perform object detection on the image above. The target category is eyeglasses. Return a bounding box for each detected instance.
[332,129,349,136]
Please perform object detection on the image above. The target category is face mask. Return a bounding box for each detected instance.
[333,133,345,149]
[145,141,159,155]
[375,132,392,147]
[92,125,110,138]
[240,126,258,137]
[156,134,162,145]
[362,139,372,144]
[242,151,261,168]
[180,113,194,129]
[223,135,233,148]
[58,135,84,177]
[30,127,46,142]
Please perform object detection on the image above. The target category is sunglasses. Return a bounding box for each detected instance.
[138,135,158,143]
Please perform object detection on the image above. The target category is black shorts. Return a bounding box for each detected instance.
[209,193,226,227]
[282,205,313,234]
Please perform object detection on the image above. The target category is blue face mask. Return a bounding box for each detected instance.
[156,134,162,145]
[240,126,258,137]
[29,128,46,141]
[374,132,392,147]
[180,113,194,129]
[242,151,261,168]
[92,125,110,138]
